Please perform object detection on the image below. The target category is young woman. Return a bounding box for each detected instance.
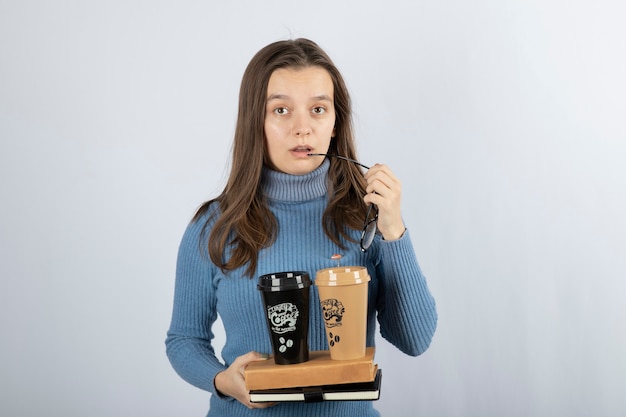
[165,38,437,417]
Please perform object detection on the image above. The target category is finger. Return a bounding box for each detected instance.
[365,168,401,196]
[366,181,401,208]
[234,352,269,381]
[363,162,384,180]
[363,192,378,206]
[365,163,399,183]
[366,177,393,196]
[363,190,397,211]
[234,351,268,369]
[247,400,279,409]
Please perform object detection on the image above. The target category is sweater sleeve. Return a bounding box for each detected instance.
[165,217,227,395]
[374,229,438,356]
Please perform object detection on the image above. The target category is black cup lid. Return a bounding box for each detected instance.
[258,271,311,291]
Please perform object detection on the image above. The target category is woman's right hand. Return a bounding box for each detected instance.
[214,351,277,409]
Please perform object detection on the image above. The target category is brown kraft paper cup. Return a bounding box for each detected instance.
[315,266,370,360]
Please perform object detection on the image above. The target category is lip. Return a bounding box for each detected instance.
[290,145,314,158]
[290,145,313,152]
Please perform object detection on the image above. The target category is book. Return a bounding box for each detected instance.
[250,369,382,402]
[244,347,377,391]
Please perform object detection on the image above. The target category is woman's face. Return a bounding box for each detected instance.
[264,66,336,175]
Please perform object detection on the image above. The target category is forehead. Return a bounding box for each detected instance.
[266,66,334,97]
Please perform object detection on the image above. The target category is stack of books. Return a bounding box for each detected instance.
[244,347,382,403]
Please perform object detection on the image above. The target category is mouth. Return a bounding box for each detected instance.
[290,145,313,153]
[290,145,313,152]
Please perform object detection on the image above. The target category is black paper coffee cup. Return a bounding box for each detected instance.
[258,271,311,365]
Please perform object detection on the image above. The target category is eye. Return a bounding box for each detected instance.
[312,106,326,115]
[273,107,289,115]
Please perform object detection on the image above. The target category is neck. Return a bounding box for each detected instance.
[262,160,329,202]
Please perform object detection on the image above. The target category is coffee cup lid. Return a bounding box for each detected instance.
[314,266,371,287]
[257,271,311,292]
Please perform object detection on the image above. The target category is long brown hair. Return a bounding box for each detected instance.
[195,38,367,277]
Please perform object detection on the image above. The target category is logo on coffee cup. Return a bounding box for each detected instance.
[321,298,344,328]
[267,302,299,334]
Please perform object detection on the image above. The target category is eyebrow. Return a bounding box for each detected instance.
[266,94,333,102]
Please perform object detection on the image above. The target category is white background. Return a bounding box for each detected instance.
[1,1,625,416]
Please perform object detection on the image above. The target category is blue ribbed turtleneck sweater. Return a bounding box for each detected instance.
[165,160,437,417]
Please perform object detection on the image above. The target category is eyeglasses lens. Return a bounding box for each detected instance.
[360,204,378,252]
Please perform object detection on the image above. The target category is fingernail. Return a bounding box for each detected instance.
[259,353,270,360]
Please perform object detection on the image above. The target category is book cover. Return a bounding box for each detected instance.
[250,369,382,403]
[244,347,377,390]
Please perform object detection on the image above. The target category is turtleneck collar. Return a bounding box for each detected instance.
[261,159,330,202]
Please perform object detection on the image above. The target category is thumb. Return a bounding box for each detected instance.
[235,351,270,380]
[236,351,270,368]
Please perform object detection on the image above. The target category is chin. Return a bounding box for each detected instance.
[276,160,319,176]
[289,167,316,176]
[286,168,314,176]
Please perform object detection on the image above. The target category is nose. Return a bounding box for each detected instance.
[293,113,311,137]
[295,127,310,136]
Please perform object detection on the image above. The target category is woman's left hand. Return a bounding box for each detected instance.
[363,163,406,241]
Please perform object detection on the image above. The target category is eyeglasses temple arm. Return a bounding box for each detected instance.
[307,153,371,170]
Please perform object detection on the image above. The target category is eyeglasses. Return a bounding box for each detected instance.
[308,153,378,252]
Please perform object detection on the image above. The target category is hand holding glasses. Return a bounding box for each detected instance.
[308,153,379,252]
